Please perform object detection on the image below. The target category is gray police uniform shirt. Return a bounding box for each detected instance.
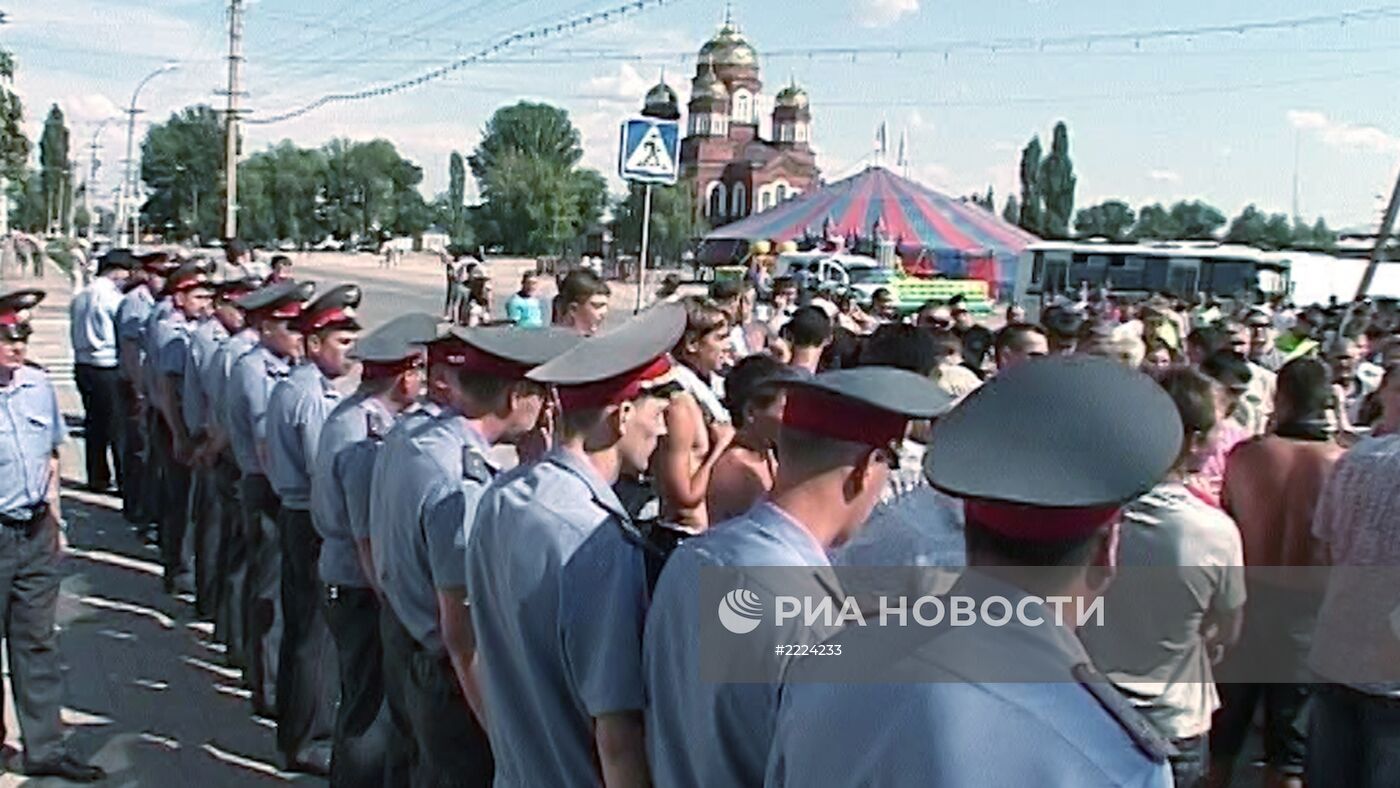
[370,410,494,653]
[465,448,648,788]
[643,501,834,788]
[311,392,394,588]
[181,318,227,436]
[140,297,175,398]
[115,286,153,345]
[226,344,293,476]
[0,366,66,519]
[69,276,124,368]
[146,311,192,425]
[766,571,1174,788]
[265,363,341,510]
[205,328,257,428]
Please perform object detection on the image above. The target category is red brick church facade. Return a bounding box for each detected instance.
[662,20,820,227]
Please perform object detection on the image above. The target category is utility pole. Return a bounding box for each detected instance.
[85,120,108,243]
[117,64,178,247]
[1354,166,1400,302]
[222,0,245,242]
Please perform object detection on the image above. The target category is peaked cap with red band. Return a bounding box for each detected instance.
[138,251,179,275]
[235,279,315,321]
[447,325,580,380]
[350,312,441,381]
[0,289,45,341]
[925,355,1182,543]
[528,302,686,411]
[781,366,952,449]
[163,262,215,296]
[294,283,362,334]
[215,274,264,299]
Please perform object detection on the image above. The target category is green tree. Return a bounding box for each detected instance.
[1132,203,1179,240]
[613,184,705,266]
[9,171,45,232]
[1167,200,1226,240]
[39,104,70,233]
[0,48,30,184]
[322,138,426,245]
[1039,121,1076,239]
[1018,136,1043,234]
[469,102,602,254]
[1074,200,1136,241]
[448,150,467,241]
[1002,195,1019,225]
[468,102,583,181]
[140,105,225,241]
[239,141,328,246]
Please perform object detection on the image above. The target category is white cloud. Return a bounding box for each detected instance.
[1288,109,1400,156]
[1149,169,1182,184]
[854,0,920,28]
[581,64,654,108]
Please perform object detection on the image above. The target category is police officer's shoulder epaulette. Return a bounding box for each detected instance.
[1072,662,1176,764]
[461,446,492,484]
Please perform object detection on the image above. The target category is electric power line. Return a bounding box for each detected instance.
[245,0,690,125]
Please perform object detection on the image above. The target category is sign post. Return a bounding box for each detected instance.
[618,117,680,313]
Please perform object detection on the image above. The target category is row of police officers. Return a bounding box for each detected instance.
[58,246,1188,787]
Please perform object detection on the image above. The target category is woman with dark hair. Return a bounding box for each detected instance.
[705,355,792,523]
[1082,366,1246,788]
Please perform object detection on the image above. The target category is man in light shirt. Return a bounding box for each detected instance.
[69,249,135,492]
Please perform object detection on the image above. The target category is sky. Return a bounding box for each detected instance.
[7,0,1400,231]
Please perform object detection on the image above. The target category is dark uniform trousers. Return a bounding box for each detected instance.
[325,585,407,788]
[142,407,167,535]
[189,453,222,619]
[273,507,337,762]
[0,515,67,766]
[150,415,192,591]
[213,455,246,667]
[238,473,283,715]
[379,607,421,782]
[73,363,121,491]
[117,380,149,524]
[401,628,494,786]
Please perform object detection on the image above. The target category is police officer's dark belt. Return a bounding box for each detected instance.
[0,502,49,528]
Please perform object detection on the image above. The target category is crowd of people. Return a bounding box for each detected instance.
[0,243,1395,786]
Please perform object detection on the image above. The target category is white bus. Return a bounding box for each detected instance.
[1013,240,1292,312]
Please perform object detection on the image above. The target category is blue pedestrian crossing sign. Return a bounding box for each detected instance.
[619,117,680,185]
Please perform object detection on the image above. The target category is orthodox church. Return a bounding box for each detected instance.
[642,18,821,227]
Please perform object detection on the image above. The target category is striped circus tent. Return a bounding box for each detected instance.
[702,166,1039,296]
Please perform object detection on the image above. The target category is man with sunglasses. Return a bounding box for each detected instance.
[643,366,948,788]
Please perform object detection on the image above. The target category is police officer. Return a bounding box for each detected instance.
[0,290,106,782]
[147,262,216,592]
[114,253,171,525]
[311,313,436,788]
[466,304,684,787]
[136,252,183,537]
[643,366,949,788]
[766,356,1180,787]
[185,274,260,620]
[69,248,135,493]
[265,284,362,774]
[202,278,264,665]
[226,279,315,716]
[371,323,577,786]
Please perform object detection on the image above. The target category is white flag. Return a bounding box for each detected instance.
[897,129,908,167]
[876,122,888,156]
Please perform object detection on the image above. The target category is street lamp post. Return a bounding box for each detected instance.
[117,63,178,247]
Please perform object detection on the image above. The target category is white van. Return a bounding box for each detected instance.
[772,252,890,303]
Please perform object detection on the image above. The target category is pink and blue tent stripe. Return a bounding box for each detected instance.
[705,166,1039,294]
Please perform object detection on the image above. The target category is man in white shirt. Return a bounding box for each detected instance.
[69,249,135,492]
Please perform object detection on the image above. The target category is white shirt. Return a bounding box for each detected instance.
[69,276,124,367]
